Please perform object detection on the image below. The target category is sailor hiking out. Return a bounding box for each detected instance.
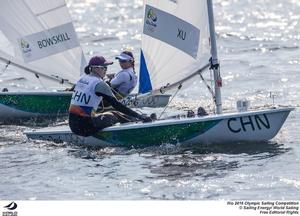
[69,56,151,137]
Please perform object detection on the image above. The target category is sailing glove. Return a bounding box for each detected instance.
[140,115,152,123]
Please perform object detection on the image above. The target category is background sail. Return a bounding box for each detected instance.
[139,0,211,94]
[0,0,85,86]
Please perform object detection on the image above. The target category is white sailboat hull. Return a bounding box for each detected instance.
[25,107,294,148]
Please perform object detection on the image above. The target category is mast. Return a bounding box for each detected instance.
[207,0,222,114]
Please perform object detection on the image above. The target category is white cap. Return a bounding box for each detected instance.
[115,52,133,61]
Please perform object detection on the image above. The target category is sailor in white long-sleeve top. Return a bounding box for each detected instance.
[107,51,137,99]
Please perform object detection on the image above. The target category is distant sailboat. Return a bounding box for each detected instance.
[0,0,84,123]
[26,0,293,147]
[0,0,169,124]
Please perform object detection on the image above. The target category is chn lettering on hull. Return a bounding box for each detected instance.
[227,114,270,133]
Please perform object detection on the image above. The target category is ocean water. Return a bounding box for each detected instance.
[0,0,300,200]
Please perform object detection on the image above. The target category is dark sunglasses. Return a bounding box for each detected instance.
[118,59,131,63]
[92,66,107,70]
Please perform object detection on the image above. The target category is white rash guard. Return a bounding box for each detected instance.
[110,67,137,96]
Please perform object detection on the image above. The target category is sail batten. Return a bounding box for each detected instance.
[35,4,67,17]
[139,0,211,94]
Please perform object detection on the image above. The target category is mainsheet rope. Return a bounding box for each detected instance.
[158,83,182,119]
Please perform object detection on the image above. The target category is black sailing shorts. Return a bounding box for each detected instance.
[69,112,119,137]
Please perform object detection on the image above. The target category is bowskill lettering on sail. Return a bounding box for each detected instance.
[18,22,80,62]
[37,33,71,49]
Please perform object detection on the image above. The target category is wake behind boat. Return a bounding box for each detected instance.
[25,0,294,148]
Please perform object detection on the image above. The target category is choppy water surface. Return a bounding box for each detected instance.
[0,0,299,200]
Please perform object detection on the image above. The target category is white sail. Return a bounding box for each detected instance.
[0,49,71,85]
[139,0,211,94]
[0,0,85,85]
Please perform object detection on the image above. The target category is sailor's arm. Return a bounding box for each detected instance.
[94,81,151,121]
[110,72,127,89]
